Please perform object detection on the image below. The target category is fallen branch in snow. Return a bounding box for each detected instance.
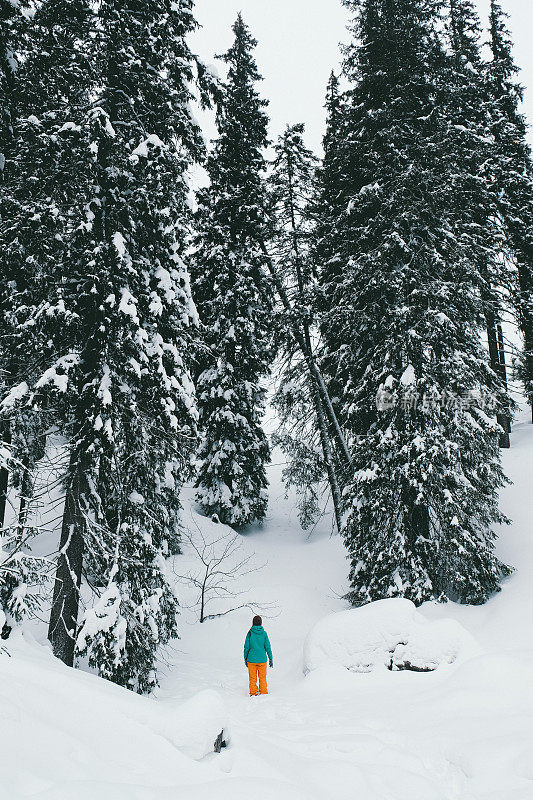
[213,730,227,753]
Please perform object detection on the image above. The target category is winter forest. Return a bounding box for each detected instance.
[1,0,532,797]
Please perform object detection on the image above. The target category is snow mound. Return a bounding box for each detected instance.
[303,598,478,674]
[157,689,229,760]
[0,632,231,800]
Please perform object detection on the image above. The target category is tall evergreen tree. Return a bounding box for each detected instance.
[0,0,70,622]
[313,70,346,278]
[274,73,356,489]
[191,15,273,528]
[269,124,344,532]
[312,71,351,421]
[0,0,22,532]
[63,0,205,692]
[0,0,208,689]
[1,0,102,662]
[0,0,33,533]
[486,0,533,420]
[445,0,513,447]
[317,0,510,605]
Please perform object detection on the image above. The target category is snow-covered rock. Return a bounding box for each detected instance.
[303,598,478,674]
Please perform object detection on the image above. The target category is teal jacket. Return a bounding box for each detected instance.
[244,625,273,665]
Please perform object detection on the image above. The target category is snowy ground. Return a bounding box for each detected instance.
[1,420,532,799]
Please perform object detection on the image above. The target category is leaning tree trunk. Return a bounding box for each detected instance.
[260,241,350,531]
[297,271,344,531]
[283,154,350,528]
[260,241,352,472]
[48,447,86,666]
[310,379,343,533]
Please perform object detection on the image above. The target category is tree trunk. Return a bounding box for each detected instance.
[310,381,344,533]
[261,153,349,532]
[486,309,511,448]
[259,238,350,530]
[260,241,352,471]
[16,454,32,538]
[48,447,86,666]
[0,420,11,530]
[298,290,344,532]
[514,256,533,423]
[199,568,208,623]
[405,484,431,583]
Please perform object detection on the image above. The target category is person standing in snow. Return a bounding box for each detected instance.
[244,615,273,696]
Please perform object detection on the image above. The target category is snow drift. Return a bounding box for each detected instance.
[156,689,229,760]
[0,630,230,800]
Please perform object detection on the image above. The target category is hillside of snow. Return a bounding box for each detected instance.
[1,420,532,800]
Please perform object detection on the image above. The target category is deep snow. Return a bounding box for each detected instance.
[1,420,532,799]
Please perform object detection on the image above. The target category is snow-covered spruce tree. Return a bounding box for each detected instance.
[191,15,273,528]
[312,71,352,422]
[0,0,102,659]
[318,0,510,605]
[269,124,318,301]
[0,0,22,532]
[269,124,343,532]
[12,0,209,686]
[0,0,75,622]
[60,0,208,692]
[486,0,533,421]
[313,71,346,259]
[445,0,513,447]
[0,0,32,533]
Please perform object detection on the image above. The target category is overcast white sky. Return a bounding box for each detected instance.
[191,0,533,156]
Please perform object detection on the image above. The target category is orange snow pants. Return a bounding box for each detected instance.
[247,661,268,696]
